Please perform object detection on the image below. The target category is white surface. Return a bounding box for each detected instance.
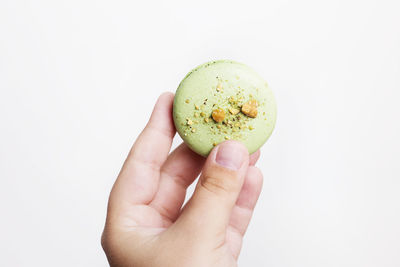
[1,0,399,266]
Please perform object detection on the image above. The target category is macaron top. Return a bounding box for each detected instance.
[173,60,277,156]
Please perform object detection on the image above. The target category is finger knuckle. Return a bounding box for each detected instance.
[200,174,237,195]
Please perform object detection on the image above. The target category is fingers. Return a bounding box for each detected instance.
[150,143,205,222]
[175,141,249,239]
[249,150,260,166]
[226,166,263,259]
[228,166,263,236]
[109,92,176,208]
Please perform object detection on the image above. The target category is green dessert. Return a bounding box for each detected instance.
[173,60,277,156]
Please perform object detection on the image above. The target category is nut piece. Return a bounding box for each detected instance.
[241,99,258,118]
[216,82,222,92]
[228,107,240,115]
[212,108,225,123]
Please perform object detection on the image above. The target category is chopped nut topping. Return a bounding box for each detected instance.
[216,82,222,92]
[191,128,196,133]
[241,99,258,118]
[185,99,190,103]
[225,136,230,140]
[187,119,193,126]
[212,108,225,123]
[204,117,209,123]
[195,104,200,110]
[194,113,199,118]
[216,124,222,129]
[249,125,254,130]
[228,107,240,115]
[200,112,206,117]
[213,142,217,146]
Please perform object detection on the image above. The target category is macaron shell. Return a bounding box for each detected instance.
[173,60,277,156]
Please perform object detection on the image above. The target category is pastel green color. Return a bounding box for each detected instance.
[173,60,277,156]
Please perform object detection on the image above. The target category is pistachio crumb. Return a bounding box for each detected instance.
[200,112,206,117]
[228,107,240,115]
[187,119,193,126]
[185,99,190,103]
[191,128,196,133]
[216,82,222,92]
[204,117,209,123]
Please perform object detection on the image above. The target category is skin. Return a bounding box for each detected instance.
[102,92,264,267]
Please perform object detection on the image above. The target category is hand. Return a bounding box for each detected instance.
[101,92,263,267]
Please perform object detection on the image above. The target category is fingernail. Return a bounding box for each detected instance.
[215,141,246,170]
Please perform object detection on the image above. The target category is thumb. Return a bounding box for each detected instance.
[176,141,249,237]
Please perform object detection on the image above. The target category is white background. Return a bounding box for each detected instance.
[1,0,399,266]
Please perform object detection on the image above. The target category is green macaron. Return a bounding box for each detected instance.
[173,60,277,156]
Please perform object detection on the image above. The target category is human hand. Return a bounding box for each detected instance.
[101,92,263,267]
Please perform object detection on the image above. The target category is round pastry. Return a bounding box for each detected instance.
[173,60,277,156]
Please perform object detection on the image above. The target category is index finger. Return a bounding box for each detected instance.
[110,92,176,206]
